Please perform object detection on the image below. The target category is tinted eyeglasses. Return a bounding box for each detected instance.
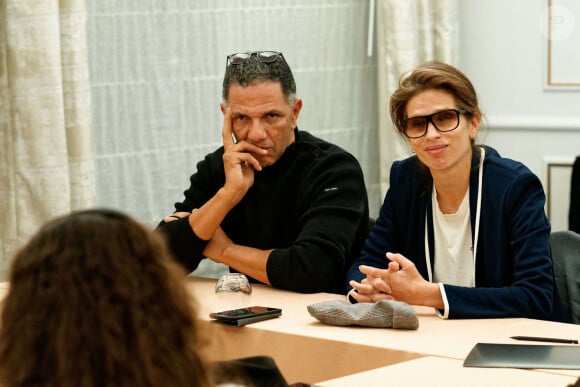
[226,51,286,67]
[401,109,470,139]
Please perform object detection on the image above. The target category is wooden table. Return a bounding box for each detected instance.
[1,278,578,385]
[320,356,579,386]
[188,277,580,384]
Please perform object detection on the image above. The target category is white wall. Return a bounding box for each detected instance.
[459,0,580,230]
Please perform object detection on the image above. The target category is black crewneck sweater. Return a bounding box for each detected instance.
[158,129,369,294]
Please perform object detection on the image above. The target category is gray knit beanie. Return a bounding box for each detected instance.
[307,299,419,330]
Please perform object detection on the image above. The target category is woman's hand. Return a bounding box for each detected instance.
[351,252,444,308]
[349,274,396,303]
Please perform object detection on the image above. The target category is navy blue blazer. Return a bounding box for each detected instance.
[347,146,570,322]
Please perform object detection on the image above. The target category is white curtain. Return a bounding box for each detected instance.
[375,0,459,195]
[0,1,459,280]
[0,0,94,280]
[87,0,381,226]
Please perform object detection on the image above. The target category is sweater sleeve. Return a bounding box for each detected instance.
[156,217,208,273]
[345,161,403,293]
[265,152,369,294]
[155,150,224,273]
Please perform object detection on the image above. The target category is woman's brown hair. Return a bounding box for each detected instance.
[389,61,483,186]
[0,209,211,387]
[390,61,481,137]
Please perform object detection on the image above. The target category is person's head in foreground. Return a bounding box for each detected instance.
[0,208,211,387]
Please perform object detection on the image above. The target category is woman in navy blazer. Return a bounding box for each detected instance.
[347,61,569,322]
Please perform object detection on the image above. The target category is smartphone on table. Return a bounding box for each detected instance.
[209,306,282,327]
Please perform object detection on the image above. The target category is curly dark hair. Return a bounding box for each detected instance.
[0,209,211,387]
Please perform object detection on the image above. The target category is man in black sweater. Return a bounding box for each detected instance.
[157,51,369,294]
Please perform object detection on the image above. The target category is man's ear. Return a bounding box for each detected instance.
[291,99,303,128]
[220,102,226,114]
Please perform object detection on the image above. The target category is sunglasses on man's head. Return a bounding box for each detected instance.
[226,51,285,67]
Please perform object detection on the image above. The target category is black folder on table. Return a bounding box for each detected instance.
[463,343,580,370]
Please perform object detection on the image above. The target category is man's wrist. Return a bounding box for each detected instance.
[216,186,243,208]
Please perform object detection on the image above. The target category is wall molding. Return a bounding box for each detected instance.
[546,0,580,88]
[486,115,580,131]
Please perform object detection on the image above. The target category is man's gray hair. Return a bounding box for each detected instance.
[222,53,297,104]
